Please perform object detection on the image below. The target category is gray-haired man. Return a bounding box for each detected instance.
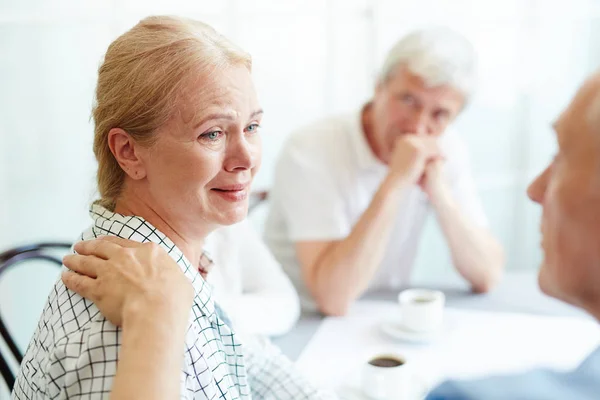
[265,28,504,315]
[427,70,600,400]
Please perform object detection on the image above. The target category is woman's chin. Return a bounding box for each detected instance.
[214,207,249,226]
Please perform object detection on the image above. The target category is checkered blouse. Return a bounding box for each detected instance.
[12,204,335,399]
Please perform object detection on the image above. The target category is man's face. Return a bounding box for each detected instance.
[527,75,600,309]
[369,66,465,164]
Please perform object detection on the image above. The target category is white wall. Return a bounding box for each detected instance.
[1,0,599,393]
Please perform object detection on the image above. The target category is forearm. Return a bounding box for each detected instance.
[110,303,189,400]
[310,178,409,315]
[432,188,504,292]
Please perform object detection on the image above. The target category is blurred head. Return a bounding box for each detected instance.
[527,73,600,313]
[93,16,261,232]
[366,28,475,163]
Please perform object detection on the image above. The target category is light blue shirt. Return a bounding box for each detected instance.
[427,346,600,400]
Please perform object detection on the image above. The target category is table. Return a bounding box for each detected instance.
[272,271,590,361]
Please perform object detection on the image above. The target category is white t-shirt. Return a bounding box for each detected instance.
[205,219,301,337]
[264,111,488,310]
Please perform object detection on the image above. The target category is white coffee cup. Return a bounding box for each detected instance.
[398,289,445,333]
[362,353,410,400]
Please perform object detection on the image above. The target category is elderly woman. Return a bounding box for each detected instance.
[12,16,330,400]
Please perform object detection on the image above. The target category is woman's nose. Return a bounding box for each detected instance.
[224,133,257,172]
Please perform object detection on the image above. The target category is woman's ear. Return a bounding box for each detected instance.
[107,128,147,180]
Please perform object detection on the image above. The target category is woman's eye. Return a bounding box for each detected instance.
[246,123,260,133]
[200,131,222,141]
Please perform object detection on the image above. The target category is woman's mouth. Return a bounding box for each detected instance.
[211,184,249,202]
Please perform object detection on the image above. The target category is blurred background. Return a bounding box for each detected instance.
[1,0,600,394]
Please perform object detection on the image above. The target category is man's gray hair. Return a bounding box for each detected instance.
[378,27,477,98]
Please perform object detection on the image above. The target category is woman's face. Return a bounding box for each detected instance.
[137,65,262,233]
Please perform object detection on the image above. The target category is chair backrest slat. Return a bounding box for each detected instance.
[0,243,72,392]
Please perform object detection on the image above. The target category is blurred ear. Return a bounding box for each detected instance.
[107,128,147,180]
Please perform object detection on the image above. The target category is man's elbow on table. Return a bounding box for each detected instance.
[315,293,352,317]
[470,247,505,294]
[471,278,496,294]
[299,241,354,316]
[306,269,352,316]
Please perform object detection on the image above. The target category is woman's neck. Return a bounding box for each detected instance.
[113,191,209,268]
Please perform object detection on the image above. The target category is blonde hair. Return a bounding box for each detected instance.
[93,16,252,210]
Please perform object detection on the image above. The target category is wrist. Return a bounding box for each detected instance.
[123,291,192,330]
[381,174,410,197]
[428,182,454,209]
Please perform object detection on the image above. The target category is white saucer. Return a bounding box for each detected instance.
[336,373,429,400]
[380,319,441,344]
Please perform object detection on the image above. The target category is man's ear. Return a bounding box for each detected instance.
[107,128,147,180]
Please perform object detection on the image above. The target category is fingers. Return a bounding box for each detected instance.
[425,157,444,168]
[74,237,127,259]
[63,254,102,278]
[397,135,440,156]
[62,270,97,301]
[416,140,445,164]
[418,137,442,158]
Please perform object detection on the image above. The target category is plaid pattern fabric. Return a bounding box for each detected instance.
[11,204,336,399]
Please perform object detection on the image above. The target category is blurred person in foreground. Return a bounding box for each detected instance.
[264,28,504,315]
[426,72,600,399]
[12,15,331,400]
